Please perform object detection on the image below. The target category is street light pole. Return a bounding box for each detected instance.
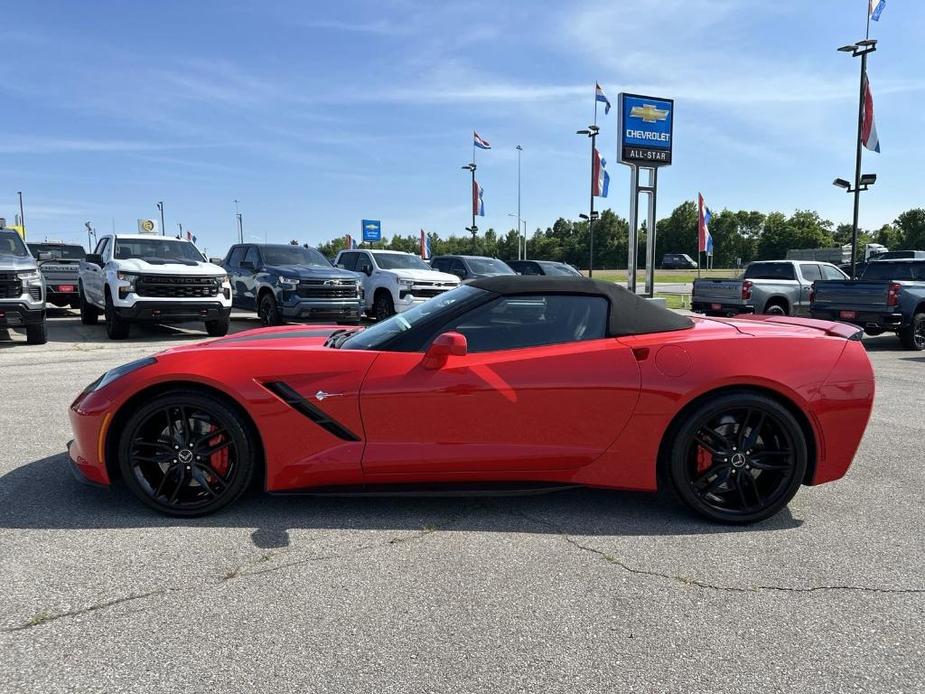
[17,191,25,239]
[462,163,478,237]
[515,145,523,260]
[156,201,165,236]
[234,200,243,244]
[577,125,599,277]
[522,219,527,259]
[837,38,877,279]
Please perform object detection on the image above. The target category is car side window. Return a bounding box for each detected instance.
[337,252,356,271]
[97,238,111,260]
[449,258,467,276]
[243,246,260,267]
[227,247,245,267]
[356,253,373,275]
[519,262,541,276]
[800,264,822,282]
[441,294,608,353]
[821,264,845,280]
[431,258,447,272]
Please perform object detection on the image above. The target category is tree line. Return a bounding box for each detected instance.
[314,204,925,269]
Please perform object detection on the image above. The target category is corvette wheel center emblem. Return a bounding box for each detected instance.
[178,449,193,464]
[730,453,747,468]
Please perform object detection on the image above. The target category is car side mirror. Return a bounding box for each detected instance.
[452,269,466,279]
[361,266,372,276]
[36,251,52,261]
[209,257,224,265]
[422,331,468,370]
[335,263,347,269]
[86,253,103,267]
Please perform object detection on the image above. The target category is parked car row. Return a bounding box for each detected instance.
[691,255,925,351]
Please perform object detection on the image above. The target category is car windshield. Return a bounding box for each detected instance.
[744,263,795,280]
[262,245,331,267]
[0,231,29,257]
[27,243,86,260]
[339,285,486,350]
[467,258,514,274]
[540,262,581,277]
[861,262,923,281]
[373,253,430,270]
[114,238,205,262]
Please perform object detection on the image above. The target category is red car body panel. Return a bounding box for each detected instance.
[67,316,874,495]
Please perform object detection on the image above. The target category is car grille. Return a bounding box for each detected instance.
[296,279,359,299]
[0,273,22,299]
[136,275,220,298]
[411,282,456,298]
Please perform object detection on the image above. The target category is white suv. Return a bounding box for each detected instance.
[78,233,232,339]
[333,249,459,320]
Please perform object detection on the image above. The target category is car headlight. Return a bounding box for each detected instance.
[398,279,414,290]
[116,271,139,290]
[17,270,41,282]
[278,276,299,288]
[72,357,157,409]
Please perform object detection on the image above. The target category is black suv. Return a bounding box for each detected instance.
[430,255,515,281]
[507,260,582,277]
[219,243,363,325]
[661,253,698,269]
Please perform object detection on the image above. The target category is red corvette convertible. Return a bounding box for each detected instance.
[67,277,874,523]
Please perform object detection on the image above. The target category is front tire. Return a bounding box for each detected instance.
[118,391,255,517]
[26,320,48,345]
[373,291,395,321]
[258,293,282,326]
[899,313,925,351]
[205,316,230,337]
[104,291,130,339]
[667,391,807,524]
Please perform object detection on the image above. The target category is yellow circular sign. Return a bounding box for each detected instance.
[140,219,155,232]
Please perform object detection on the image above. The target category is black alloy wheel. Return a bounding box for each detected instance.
[373,291,394,321]
[258,293,282,326]
[899,313,925,351]
[118,391,255,517]
[668,392,807,523]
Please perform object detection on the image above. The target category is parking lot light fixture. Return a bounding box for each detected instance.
[833,178,851,189]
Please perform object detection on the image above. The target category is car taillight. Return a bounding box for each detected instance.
[887,282,901,307]
[741,280,753,300]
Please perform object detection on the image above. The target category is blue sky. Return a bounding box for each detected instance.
[2,0,923,256]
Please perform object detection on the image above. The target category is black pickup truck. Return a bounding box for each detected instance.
[219,243,363,325]
[810,259,925,350]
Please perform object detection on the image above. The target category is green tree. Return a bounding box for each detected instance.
[895,209,925,249]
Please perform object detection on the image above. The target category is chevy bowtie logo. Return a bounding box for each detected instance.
[629,104,670,123]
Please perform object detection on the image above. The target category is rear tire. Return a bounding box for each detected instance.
[79,285,99,325]
[899,312,925,351]
[763,301,788,316]
[667,391,807,524]
[26,320,48,345]
[258,293,282,326]
[205,316,230,337]
[104,290,130,340]
[118,390,255,517]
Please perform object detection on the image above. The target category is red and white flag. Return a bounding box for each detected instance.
[861,71,880,153]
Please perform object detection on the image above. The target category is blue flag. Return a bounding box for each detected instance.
[870,0,885,21]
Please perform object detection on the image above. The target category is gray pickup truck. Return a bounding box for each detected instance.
[692,260,848,317]
[810,259,925,350]
[27,241,85,308]
[221,243,363,325]
[0,229,47,344]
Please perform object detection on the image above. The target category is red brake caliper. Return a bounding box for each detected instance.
[207,424,230,478]
[696,445,711,473]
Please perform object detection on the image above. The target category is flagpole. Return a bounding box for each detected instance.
[593,84,598,128]
[866,0,871,40]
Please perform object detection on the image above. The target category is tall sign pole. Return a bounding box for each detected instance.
[516,145,523,260]
[618,93,674,297]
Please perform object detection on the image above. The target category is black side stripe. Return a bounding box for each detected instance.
[263,381,361,442]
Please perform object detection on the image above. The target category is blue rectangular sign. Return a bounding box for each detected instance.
[361,219,381,242]
[618,93,674,166]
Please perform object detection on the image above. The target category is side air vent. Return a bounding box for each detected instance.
[262,381,360,442]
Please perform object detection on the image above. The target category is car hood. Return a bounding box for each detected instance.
[265,264,361,281]
[385,268,459,283]
[0,255,38,271]
[114,258,227,276]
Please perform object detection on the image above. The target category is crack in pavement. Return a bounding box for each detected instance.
[4,507,474,634]
[502,506,925,596]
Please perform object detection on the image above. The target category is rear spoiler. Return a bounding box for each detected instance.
[735,315,863,340]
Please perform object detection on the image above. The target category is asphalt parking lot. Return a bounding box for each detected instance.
[1,310,923,694]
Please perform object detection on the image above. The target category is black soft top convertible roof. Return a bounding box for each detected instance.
[468,276,694,337]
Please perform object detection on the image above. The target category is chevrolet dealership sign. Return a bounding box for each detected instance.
[618,93,674,166]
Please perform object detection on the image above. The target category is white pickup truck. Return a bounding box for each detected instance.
[332,249,459,320]
[78,233,232,339]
